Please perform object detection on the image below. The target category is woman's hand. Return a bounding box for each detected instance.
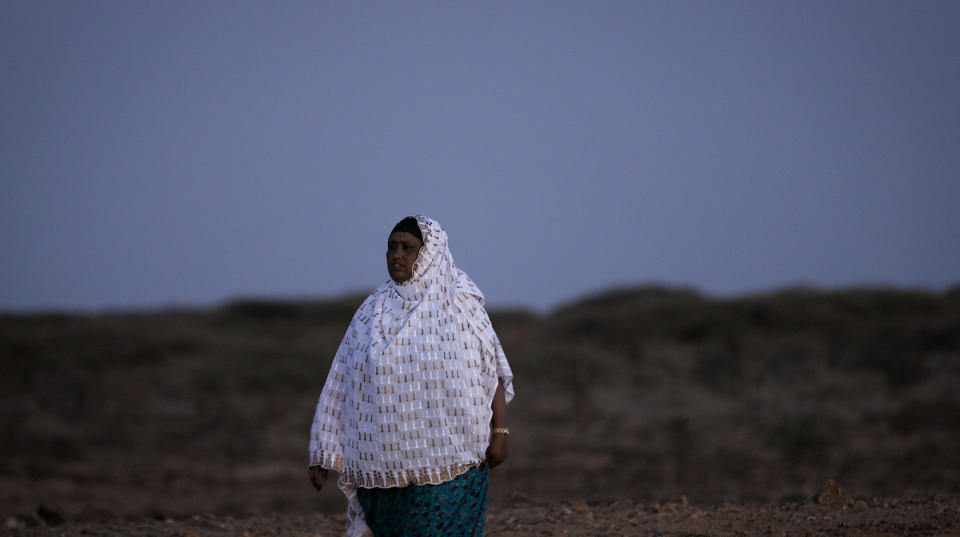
[485,433,509,468]
[309,465,329,492]
[486,377,509,468]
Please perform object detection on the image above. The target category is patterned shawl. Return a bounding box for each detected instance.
[309,215,514,489]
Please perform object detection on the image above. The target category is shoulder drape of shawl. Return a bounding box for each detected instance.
[309,216,514,490]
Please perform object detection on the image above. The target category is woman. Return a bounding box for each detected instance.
[309,215,514,537]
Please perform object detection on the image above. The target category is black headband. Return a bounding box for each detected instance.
[390,217,423,243]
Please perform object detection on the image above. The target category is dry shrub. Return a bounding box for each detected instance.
[2,285,959,512]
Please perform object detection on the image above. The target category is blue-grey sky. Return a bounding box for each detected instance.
[2,1,958,312]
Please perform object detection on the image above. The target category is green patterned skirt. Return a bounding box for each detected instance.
[356,464,489,537]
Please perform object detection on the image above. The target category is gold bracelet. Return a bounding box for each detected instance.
[491,427,510,436]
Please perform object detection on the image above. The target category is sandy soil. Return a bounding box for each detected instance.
[4,495,958,537]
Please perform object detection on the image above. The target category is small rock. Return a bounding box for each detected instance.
[10,514,40,528]
[571,499,589,512]
[815,479,846,506]
[657,502,678,514]
[37,504,66,526]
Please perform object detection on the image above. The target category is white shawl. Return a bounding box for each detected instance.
[309,215,514,490]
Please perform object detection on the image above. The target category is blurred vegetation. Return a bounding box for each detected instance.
[1,285,958,514]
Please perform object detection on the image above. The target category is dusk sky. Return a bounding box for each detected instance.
[2,1,958,312]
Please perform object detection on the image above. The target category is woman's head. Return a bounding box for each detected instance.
[386,217,423,284]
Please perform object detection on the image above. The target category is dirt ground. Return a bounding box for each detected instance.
[4,494,959,537]
[3,289,958,536]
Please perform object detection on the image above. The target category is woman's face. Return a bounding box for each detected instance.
[386,231,423,284]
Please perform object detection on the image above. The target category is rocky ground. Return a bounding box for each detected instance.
[4,494,959,537]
